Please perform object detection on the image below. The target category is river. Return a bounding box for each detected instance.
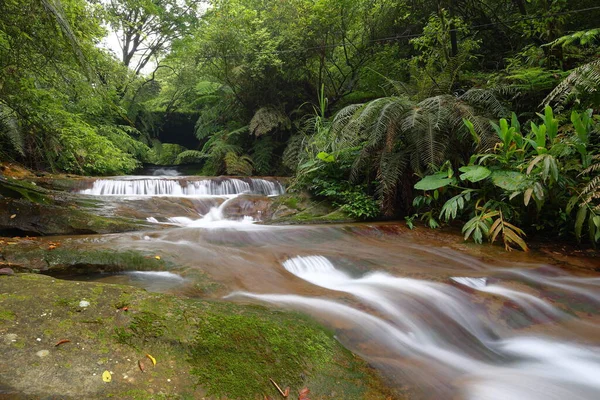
[46,173,600,400]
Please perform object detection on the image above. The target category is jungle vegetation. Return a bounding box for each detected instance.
[1,0,600,248]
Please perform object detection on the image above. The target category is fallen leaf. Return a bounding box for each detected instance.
[146,353,156,366]
[48,245,56,251]
[154,255,161,260]
[298,388,310,400]
[10,214,16,219]
[138,359,145,372]
[55,339,70,347]
[102,370,112,382]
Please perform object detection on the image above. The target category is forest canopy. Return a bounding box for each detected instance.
[1,0,600,247]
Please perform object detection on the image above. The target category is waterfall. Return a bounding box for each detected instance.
[166,196,259,228]
[79,177,284,196]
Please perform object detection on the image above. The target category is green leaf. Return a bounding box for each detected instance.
[459,165,491,183]
[575,206,588,241]
[316,152,335,162]
[491,170,527,191]
[414,172,456,191]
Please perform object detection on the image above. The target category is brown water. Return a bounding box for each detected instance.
[46,177,600,399]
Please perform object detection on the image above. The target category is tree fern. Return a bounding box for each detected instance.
[329,89,503,214]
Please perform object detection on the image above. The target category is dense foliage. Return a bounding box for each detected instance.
[1,0,600,247]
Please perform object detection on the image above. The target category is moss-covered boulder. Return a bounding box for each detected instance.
[266,193,356,225]
[0,274,392,399]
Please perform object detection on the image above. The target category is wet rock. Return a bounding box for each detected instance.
[0,267,14,275]
[0,177,150,235]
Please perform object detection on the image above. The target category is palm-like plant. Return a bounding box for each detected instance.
[329,89,507,215]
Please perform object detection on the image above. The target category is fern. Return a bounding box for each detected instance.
[0,104,24,157]
[175,150,204,165]
[329,89,503,214]
[543,60,600,109]
[251,136,276,175]
[249,107,291,137]
[224,152,253,176]
[573,156,600,244]
[549,28,600,48]
[282,134,307,172]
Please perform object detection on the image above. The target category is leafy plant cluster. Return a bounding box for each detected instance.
[413,107,600,249]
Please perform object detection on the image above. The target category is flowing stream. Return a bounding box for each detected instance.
[56,176,600,399]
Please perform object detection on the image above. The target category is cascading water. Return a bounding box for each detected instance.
[229,255,600,400]
[77,176,285,226]
[78,177,284,196]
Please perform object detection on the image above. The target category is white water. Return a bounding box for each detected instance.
[151,168,180,176]
[452,276,567,322]
[231,255,600,399]
[164,194,272,229]
[125,271,184,280]
[79,177,284,196]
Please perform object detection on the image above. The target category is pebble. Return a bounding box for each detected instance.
[0,268,14,275]
[79,300,90,308]
[36,338,41,342]
[3,333,18,345]
[36,350,49,358]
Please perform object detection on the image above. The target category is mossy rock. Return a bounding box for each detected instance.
[266,193,356,225]
[0,177,149,236]
[0,274,393,399]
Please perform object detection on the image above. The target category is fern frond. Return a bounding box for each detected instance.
[543,60,600,109]
[0,104,24,157]
[249,107,291,136]
[224,152,253,176]
[251,136,276,175]
[175,150,204,165]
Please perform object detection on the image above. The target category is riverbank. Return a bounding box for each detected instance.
[0,273,394,399]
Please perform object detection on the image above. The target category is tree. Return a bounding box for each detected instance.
[104,0,200,74]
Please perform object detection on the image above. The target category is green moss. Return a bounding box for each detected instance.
[3,245,174,274]
[0,309,16,321]
[189,305,335,399]
[0,178,50,204]
[0,274,391,399]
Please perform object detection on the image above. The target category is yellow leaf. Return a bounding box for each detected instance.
[102,370,112,383]
[146,353,156,366]
[154,256,161,260]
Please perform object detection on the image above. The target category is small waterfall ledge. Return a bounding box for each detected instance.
[77,177,285,196]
